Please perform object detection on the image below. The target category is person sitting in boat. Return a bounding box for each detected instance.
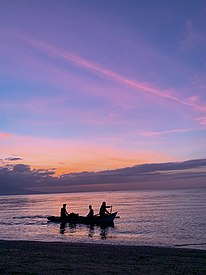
[60,203,69,219]
[99,201,112,217]
[87,205,94,218]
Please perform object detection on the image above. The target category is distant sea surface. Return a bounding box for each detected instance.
[0,189,206,250]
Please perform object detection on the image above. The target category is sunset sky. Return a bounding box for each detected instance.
[1,1,206,194]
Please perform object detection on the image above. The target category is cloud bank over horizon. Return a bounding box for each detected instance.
[0,158,206,195]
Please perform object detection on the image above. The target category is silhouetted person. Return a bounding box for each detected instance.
[60,203,69,219]
[99,201,112,217]
[87,205,94,218]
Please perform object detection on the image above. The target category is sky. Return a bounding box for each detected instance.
[0,0,206,194]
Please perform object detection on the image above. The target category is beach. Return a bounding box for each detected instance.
[0,240,206,274]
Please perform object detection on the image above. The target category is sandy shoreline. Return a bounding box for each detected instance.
[0,240,206,274]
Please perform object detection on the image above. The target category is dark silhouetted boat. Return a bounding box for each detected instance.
[47,212,118,225]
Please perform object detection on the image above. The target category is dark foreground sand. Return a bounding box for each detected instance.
[0,240,206,275]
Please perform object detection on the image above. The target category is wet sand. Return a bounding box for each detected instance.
[0,240,206,274]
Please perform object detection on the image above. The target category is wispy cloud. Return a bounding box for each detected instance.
[5,157,22,161]
[29,39,206,114]
[141,128,194,137]
[2,29,206,116]
[196,117,206,126]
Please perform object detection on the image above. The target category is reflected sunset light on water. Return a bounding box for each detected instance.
[0,189,206,250]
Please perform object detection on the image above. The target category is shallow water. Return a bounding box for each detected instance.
[0,188,206,250]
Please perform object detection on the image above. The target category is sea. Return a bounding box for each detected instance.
[0,188,206,250]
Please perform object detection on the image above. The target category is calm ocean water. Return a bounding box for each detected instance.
[0,188,206,250]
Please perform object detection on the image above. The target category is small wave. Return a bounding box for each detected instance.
[13,215,47,219]
[175,242,206,247]
[1,221,15,225]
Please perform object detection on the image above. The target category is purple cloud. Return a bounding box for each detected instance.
[0,159,206,195]
[5,157,22,161]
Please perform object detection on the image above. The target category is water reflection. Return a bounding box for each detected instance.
[60,222,66,234]
[59,222,77,234]
[100,227,108,239]
[100,223,114,239]
[87,224,95,238]
[1,190,206,248]
[59,222,114,240]
[68,223,77,230]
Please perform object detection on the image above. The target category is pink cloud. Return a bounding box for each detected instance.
[186,96,206,113]
[196,117,206,126]
[30,40,181,100]
[28,39,206,115]
[141,128,193,137]
[0,132,13,138]
[0,28,206,116]
[0,36,139,113]
[1,28,206,125]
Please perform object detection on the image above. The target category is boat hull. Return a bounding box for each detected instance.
[47,212,117,225]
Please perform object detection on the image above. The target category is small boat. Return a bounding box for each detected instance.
[47,212,118,225]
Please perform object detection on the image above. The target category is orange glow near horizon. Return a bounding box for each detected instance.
[0,134,174,176]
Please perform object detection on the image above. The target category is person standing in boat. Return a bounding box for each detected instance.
[99,201,112,217]
[87,205,94,218]
[60,203,69,219]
